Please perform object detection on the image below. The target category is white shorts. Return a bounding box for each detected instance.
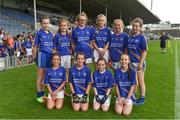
[85,58,92,64]
[93,48,109,62]
[112,62,121,69]
[71,94,89,103]
[93,95,111,106]
[48,90,64,99]
[17,51,21,57]
[61,55,71,68]
[115,97,133,105]
[130,61,146,72]
[26,48,32,56]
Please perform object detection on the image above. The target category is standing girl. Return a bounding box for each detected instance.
[72,12,94,67]
[69,52,92,112]
[92,14,111,68]
[114,54,137,116]
[126,17,148,105]
[109,19,128,70]
[32,16,54,103]
[43,54,67,110]
[93,57,114,112]
[54,19,72,78]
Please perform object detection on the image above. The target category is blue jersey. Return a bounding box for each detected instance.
[23,41,32,49]
[43,67,67,92]
[93,27,111,48]
[69,65,92,94]
[14,41,22,51]
[93,70,114,95]
[109,33,128,62]
[127,34,148,63]
[114,68,136,99]
[34,29,54,54]
[72,26,94,58]
[54,33,71,56]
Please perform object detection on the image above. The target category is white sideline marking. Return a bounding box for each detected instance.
[175,41,180,118]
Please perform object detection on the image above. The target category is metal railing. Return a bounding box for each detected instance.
[0,55,35,71]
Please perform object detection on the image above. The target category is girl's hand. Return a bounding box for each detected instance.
[118,97,123,106]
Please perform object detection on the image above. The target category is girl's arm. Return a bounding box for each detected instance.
[47,85,53,94]
[115,85,123,105]
[93,87,98,95]
[138,50,147,70]
[140,50,147,64]
[32,46,37,59]
[105,88,111,96]
[104,42,109,52]
[56,82,66,92]
[85,83,92,94]
[69,83,75,94]
[126,85,136,99]
[92,40,99,51]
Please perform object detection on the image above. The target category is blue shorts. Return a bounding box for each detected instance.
[36,51,52,68]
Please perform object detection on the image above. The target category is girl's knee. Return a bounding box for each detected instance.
[115,109,122,115]
[56,104,63,110]
[81,107,88,112]
[47,105,54,110]
[101,106,109,112]
[123,111,131,116]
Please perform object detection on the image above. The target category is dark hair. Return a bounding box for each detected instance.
[52,53,60,60]
[76,52,86,65]
[97,57,106,65]
[76,52,85,60]
[40,15,50,23]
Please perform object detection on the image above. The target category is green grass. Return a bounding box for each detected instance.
[0,40,176,119]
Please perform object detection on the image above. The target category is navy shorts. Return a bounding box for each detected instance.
[36,51,52,68]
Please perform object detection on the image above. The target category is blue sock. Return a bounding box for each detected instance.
[37,92,42,98]
[40,91,45,96]
[37,91,45,98]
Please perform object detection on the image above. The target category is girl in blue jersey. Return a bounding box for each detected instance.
[54,19,72,79]
[109,19,128,70]
[93,57,114,112]
[72,12,94,67]
[69,52,92,112]
[32,16,54,103]
[92,14,111,69]
[126,18,148,105]
[43,53,67,110]
[114,54,137,116]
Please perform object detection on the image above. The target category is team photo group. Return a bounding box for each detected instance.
[32,12,148,116]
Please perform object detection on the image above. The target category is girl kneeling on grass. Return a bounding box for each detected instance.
[93,57,114,112]
[114,54,137,116]
[43,54,67,110]
[69,52,92,112]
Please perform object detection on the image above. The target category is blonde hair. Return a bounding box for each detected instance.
[76,12,88,22]
[96,14,107,26]
[57,19,69,34]
[113,19,124,33]
[131,17,144,33]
